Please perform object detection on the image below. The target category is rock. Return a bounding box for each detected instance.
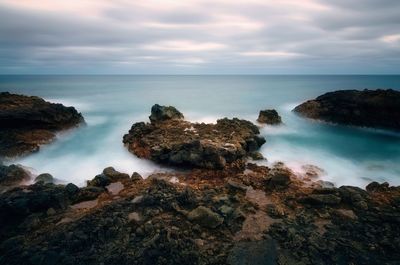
[227,238,278,265]
[257,109,282,125]
[293,89,400,131]
[149,104,184,123]
[128,212,141,223]
[187,206,224,228]
[87,174,110,187]
[65,183,79,195]
[74,186,104,203]
[300,193,341,206]
[302,164,325,179]
[102,167,129,182]
[266,163,292,189]
[123,105,266,169]
[335,209,358,220]
[366,181,390,192]
[249,151,264,160]
[338,186,369,210]
[226,179,248,192]
[0,164,30,186]
[0,92,84,157]
[34,173,54,184]
[131,172,143,181]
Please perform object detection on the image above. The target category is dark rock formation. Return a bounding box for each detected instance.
[123,105,266,169]
[293,89,400,131]
[257,109,282,125]
[0,163,400,264]
[0,164,30,186]
[149,104,184,123]
[34,173,54,184]
[0,92,84,157]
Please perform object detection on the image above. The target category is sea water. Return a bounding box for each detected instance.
[1,75,399,187]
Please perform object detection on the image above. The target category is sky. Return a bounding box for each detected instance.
[0,0,399,74]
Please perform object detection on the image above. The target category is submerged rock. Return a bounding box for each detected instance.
[257,109,282,125]
[123,105,266,169]
[0,92,84,157]
[293,89,400,131]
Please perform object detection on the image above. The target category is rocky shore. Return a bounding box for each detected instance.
[1,97,400,264]
[0,162,399,265]
[0,92,84,158]
[293,89,400,131]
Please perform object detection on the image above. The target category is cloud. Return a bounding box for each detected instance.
[0,0,399,74]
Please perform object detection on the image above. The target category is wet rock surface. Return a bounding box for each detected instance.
[293,89,400,131]
[257,109,282,125]
[0,92,84,158]
[0,164,399,265]
[123,105,266,169]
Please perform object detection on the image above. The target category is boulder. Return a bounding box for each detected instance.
[257,109,282,125]
[0,92,84,157]
[102,167,129,182]
[0,164,30,186]
[187,206,224,228]
[123,105,266,169]
[87,174,110,188]
[34,173,54,184]
[149,104,184,123]
[366,181,390,192]
[293,89,400,131]
[131,172,143,181]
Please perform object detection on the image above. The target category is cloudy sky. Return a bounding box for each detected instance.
[0,0,399,74]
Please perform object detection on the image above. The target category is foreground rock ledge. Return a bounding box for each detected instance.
[293,89,400,131]
[0,92,84,158]
[1,163,400,264]
[123,104,266,169]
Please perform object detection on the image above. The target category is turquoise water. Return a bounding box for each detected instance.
[1,75,400,187]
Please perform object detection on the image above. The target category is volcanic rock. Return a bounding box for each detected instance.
[0,92,84,157]
[123,105,266,169]
[187,206,224,228]
[257,109,282,125]
[293,89,400,131]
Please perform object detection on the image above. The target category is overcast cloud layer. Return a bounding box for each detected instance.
[0,0,399,74]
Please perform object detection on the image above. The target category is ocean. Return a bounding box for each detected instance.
[1,75,399,187]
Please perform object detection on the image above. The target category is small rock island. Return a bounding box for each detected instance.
[293,89,400,131]
[123,104,266,169]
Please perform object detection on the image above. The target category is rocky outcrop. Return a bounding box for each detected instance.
[0,164,30,186]
[0,163,399,265]
[293,89,400,131]
[0,92,84,157]
[123,105,266,169]
[149,104,184,123]
[257,109,282,125]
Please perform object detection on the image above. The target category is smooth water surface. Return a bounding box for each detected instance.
[1,75,399,187]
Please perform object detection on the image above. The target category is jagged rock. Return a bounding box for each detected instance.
[123,105,266,169]
[102,167,130,182]
[34,173,54,184]
[0,164,30,186]
[149,104,184,123]
[227,238,278,265]
[187,206,224,228]
[293,89,400,131]
[257,109,282,125]
[266,163,292,189]
[87,174,110,188]
[131,172,143,181]
[0,92,84,157]
[366,181,390,192]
